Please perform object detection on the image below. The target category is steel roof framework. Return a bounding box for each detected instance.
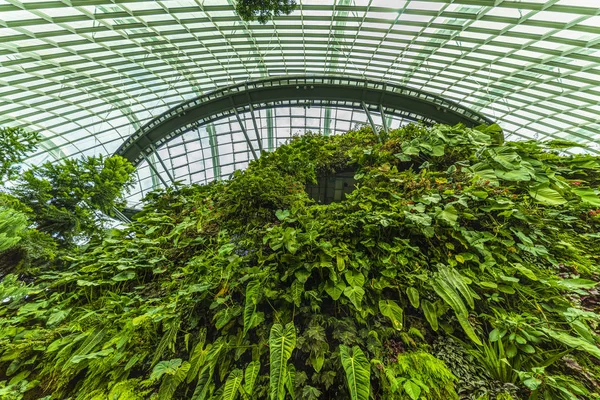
[0,0,599,202]
[116,75,493,166]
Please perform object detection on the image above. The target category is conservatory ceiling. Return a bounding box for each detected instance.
[1,0,600,203]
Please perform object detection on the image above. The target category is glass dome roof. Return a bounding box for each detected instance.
[1,0,599,203]
[128,104,417,206]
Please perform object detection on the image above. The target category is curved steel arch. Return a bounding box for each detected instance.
[115,75,494,166]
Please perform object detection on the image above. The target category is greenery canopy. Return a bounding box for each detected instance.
[1,123,599,400]
[235,0,296,24]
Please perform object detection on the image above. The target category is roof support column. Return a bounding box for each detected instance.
[246,92,264,152]
[205,124,221,181]
[150,144,176,184]
[112,206,132,224]
[266,108,274,151]
[231,107,258,160]
[362,101,380,142]
[140,149,169,188]
[324,107,332,136]
[379,104,390,142]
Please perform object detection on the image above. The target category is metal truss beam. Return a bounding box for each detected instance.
[115,75,493,166]
[140,150,169,188]
[379,104,389,135]
[232,106,259,160]
[150,144,176,185]
[361,101,380,141]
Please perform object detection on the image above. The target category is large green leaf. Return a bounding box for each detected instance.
[71,348,114,363]
[403,380,421,400]
[378,300,403,331]
[158,361,190,400]
[339,345,370,400]
[406,287,420,309]
[152,319,180,366]
[488,147,521,170]
[436,204,458,226]
[243,361,260,397]
[572,187,600,206]
[439,266,476,309]
[243,280,261,337]
[344,270,365,287]
[67,328,105,368]
[421,300,438,331]
[528,184,566,206]
[555,279,598,291]
[269,322,297,400]
[324,279,346,300]
[495,167,531,181]
[191,365,212,400]
[291,280,303,307]
[111,271,136,281]
[223,369,243,400]
[431,279,481,345]
[343,285,365,310]
[187,329,207,383]
[541,328,600,359]
[285,364,296,400]
[456,314,483,346]
[190,338,225,400]
[431,276,468,317]
[514,264,538,281]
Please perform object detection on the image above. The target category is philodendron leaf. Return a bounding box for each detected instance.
[151,359,183,381]
[285,364,296,400]
[324,280,346,301]
[339,345,370,400]
[222,369,243,400]
[421,300,438,331]
[269,322,296,400]
[406,287,419,308]
[158,361,190,400]
[343,286,365,310]
[514,264,538,281]
[344,270,365,287]
[528,184,566,206]
[291,280,303,307]
[243,361,260,397]
[379,300,403,331]
[310,351,325,373]
[243,280,261,337]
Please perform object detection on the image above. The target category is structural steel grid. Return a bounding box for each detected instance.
[0,0,599,206]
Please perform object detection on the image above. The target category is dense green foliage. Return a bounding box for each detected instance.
[235,0,296,23]
[1,124,600,400]
[0,139,136,278]
[0,208,28,253]
[11,155,135,244]
[0,127,40,183]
